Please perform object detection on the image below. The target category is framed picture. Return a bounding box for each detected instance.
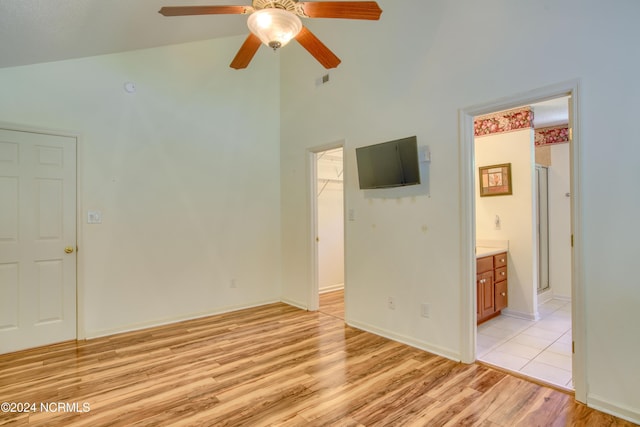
[479,163,512,197]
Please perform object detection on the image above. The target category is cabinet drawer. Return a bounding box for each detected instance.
[494,252,507,268]
[495,280,508,311]
[477,256,493,273]
[495,266,507,281]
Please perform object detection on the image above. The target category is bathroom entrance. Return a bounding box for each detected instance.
[460,82,584,400]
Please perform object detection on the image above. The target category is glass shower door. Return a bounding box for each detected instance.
[536,165,550,293]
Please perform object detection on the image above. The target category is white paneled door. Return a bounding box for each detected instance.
[0,128,77,354]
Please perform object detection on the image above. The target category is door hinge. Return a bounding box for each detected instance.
[572,341,575,354]
[569,127,573,142]
[571,234,574,247]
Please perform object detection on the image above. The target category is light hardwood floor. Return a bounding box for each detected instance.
[0,300,635,426]
[319,289,345,320]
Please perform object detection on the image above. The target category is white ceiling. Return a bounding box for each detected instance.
[531,97,570,128]
[0,0,252,69]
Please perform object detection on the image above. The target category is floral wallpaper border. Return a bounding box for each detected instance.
[474,107,534,137]
[535,125,570,146]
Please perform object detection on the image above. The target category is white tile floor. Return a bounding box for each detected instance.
[477,299,573,389]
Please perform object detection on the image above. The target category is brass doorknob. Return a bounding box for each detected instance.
[64,246,74,254]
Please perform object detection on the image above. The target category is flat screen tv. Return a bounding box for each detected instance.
[356,136,421,189]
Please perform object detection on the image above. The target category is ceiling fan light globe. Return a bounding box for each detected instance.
[247,8,302,50]
[254,12,273,28]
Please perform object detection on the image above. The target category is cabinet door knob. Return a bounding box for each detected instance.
[500,258,505,263]
[501,292,506,296]
[501,272,505,276]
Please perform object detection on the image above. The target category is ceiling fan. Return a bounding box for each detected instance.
[158,0,382,69]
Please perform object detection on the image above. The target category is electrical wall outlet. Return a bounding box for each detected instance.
[388,297,396,310]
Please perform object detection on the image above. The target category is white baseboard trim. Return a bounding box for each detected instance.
[588,393,640,425]
[537,289,554,304]
[552,295,572,303]
[347,319,460,362]
[502,308,540,321]
[84,299,280,339]
[538,289,572,304]
[280,297,308,311]
[319,284,344,294]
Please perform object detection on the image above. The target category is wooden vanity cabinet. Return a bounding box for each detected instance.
[477,271,495,320]
[477,252,508,324]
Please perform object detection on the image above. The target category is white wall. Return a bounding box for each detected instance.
[475,129,537,319]
[318,184,344,291]
[548,143,572,299]
[280,0,640,421]
[0,37,282,337]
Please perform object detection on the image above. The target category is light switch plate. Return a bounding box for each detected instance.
[419,145,431,163]
[87,210,102,224]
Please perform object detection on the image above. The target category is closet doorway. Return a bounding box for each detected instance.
[310,145,345,319]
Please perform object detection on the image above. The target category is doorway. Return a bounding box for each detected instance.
[0,127,78,354]
[474,98,573,389]
[310,145,345,319]
[459,81,586,402]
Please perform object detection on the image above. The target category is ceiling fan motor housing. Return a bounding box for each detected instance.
[252,0,306,16]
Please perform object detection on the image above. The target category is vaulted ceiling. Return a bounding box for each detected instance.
[0,1,570,127]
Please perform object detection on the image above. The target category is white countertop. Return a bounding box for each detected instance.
[476,246,508,258]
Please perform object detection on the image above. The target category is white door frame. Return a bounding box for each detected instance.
[457,80,586,403]
[307,140,345,312]
[0,121,84,341]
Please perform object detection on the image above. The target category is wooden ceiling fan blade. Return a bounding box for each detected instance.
[295,27,341,69]
[230,33,262,69]
[299,1,382,20]
[158,6,249,17]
